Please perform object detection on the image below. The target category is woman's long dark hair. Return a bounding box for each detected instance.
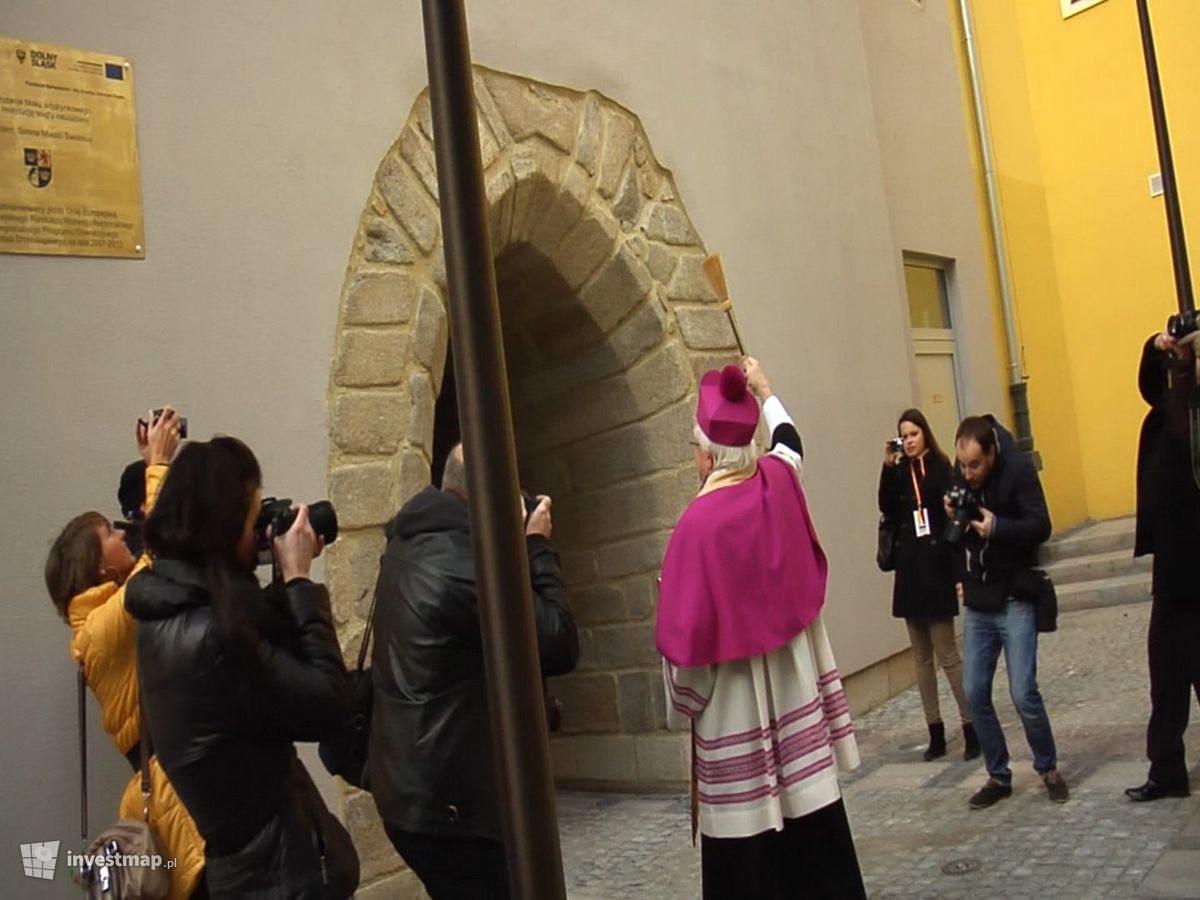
[897,408,950,470]
[143,436,263,660]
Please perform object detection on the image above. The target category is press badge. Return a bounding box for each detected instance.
[913,508,931,538]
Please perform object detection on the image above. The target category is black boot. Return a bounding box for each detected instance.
[924,722,947,761]
[963,722,981,761]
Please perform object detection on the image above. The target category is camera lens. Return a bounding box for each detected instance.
[255,497,339,551]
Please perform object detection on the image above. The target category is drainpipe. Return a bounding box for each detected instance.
[957,0,1037,458]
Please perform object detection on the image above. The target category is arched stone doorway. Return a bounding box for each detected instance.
[325,67,741,883]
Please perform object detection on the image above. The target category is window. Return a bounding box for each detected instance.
[1061,0,1108,19]
[904,260,951,330]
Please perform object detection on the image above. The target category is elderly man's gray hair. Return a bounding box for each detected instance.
[694,422,759,475]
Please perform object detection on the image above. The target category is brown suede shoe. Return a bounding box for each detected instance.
[1043,770,1069,804]
[969,778,1012,810]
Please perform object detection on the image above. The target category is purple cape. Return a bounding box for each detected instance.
[656,454,828,667]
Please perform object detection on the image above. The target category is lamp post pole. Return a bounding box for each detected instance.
[1135,0,1194,319]
[419,1,569,896]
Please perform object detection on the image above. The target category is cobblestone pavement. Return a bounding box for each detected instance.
[559,603,1200,898]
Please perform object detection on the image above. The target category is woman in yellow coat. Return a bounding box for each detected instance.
[45,408,206,899]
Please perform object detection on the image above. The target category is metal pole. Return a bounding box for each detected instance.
[419,2,567,897]
[1135,0,1195,316]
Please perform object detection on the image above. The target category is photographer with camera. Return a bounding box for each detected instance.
[1126,330,1200,802]
[115,412,189,557]
[367,442,579,899]
[45,407,207,900]
[946,415,1066,809]
[878,410,978,762]
[124,436,359,898]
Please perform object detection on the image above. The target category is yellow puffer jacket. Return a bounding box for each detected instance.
[67,464,205,900]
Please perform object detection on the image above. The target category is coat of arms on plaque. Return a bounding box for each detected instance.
[24,148,52,188]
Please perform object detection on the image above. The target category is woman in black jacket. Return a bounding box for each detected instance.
[878,409,979,761]
[126,436,358,898]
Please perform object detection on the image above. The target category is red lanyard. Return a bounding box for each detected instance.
[909,457,926,510]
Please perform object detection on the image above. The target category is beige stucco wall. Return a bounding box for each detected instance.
[0,1,1002,892]
[858,0,1006,418]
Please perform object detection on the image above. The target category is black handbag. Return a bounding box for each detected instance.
[318,591,377,790]
[876,515,896,572]
[1008,568,1059,634]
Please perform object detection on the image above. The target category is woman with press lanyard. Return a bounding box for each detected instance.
[878,409,980,761]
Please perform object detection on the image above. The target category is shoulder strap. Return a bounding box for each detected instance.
[356,588,378,672]
[77,666,88,841]
[139,705,151,821]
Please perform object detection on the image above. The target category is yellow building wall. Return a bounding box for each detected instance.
[962,0,1200,526]
[950,0,1090,530]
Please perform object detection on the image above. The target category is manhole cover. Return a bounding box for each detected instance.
[941,858,981,876]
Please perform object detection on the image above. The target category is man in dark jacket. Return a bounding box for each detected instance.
[1126,331,1200,802]
[368,443,579,897]
[948,415,1068,809]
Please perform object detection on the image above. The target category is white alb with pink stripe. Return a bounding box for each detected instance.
[665,615,860,839]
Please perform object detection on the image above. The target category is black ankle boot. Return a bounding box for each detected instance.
[924,722,947,761]
[963,722,981,761]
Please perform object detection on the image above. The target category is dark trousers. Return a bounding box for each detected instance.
[384,824,509,900]
[1147,595,1200,788]
[700,799,866,900]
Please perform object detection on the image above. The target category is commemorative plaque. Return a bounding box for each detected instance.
[0,37,144,258]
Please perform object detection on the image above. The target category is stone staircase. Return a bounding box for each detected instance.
[1041,517,1152,612]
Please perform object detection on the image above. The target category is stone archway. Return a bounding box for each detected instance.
[325,65,741,892]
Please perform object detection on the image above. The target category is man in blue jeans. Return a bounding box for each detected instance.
[947,415,1069,809]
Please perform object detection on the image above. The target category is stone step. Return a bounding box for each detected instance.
[1041,517,1136,564]
[1042,548,1151,586]
[1056,571,1152,613]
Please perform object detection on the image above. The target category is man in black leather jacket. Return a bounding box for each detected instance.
[1125,331,1200,802]
[367,443,579,898]
[948,415,1067,810]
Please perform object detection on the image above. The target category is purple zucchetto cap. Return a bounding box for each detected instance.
[696,365,758,447]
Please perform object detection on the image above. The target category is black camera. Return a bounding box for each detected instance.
[521,489,539,523]
[254,497,339,563]
[943,484,981,545]
[1168,311,1198,342]
[889,437,905,454]
[146,408,188,440]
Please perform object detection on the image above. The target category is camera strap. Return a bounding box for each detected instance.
[356,589,377,673]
